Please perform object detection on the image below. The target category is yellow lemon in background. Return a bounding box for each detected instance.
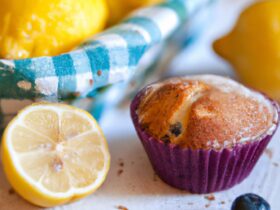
[0,0,108,59]
[107,0,163,26]
[2,103,110,207]
[213,0,280,101]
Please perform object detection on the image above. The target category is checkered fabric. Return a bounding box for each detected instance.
[0,0,211,101]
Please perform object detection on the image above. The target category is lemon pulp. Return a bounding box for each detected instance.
[2,103,110,207]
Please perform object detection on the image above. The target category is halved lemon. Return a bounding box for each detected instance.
[1,103,110,207]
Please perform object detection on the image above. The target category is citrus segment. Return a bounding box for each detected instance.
[1,103,110,207]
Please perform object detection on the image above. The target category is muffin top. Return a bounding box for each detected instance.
[137,75,278,150]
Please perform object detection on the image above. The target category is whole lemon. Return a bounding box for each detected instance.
[0,0,108,59]
[107,0,163,26]
[213,0,280,101]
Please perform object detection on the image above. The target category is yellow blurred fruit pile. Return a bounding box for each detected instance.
[0,0,164,59]
[213,0,280,101]
[0,0,108,59]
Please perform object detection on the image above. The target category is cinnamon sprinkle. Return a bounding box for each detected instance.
[117,169,123,176]
[8,188,15,195]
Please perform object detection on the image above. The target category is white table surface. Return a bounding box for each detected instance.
[1,0,280,209]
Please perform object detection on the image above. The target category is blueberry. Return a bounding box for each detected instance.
[231,193,270,210]
[169,122,182,137]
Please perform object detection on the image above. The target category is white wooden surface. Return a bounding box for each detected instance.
[1,0,280,209]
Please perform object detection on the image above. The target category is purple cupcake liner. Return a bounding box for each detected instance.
[130,89,280,194]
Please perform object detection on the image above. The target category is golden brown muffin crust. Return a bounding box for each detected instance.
[137,78,275,150]
[137,79,209,145]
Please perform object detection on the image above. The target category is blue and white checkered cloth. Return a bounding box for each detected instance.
[0,0,211,101]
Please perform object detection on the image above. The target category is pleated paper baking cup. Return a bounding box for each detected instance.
[130,89,280,194]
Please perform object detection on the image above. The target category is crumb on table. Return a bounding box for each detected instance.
[205,204,211,208]
[264,148,273,159]
[117,158,124,176]
[115,205,128,210]
[204,194,215,201]
[273,162,279,167]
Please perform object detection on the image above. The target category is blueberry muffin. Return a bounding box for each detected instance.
[131,75,279,193]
